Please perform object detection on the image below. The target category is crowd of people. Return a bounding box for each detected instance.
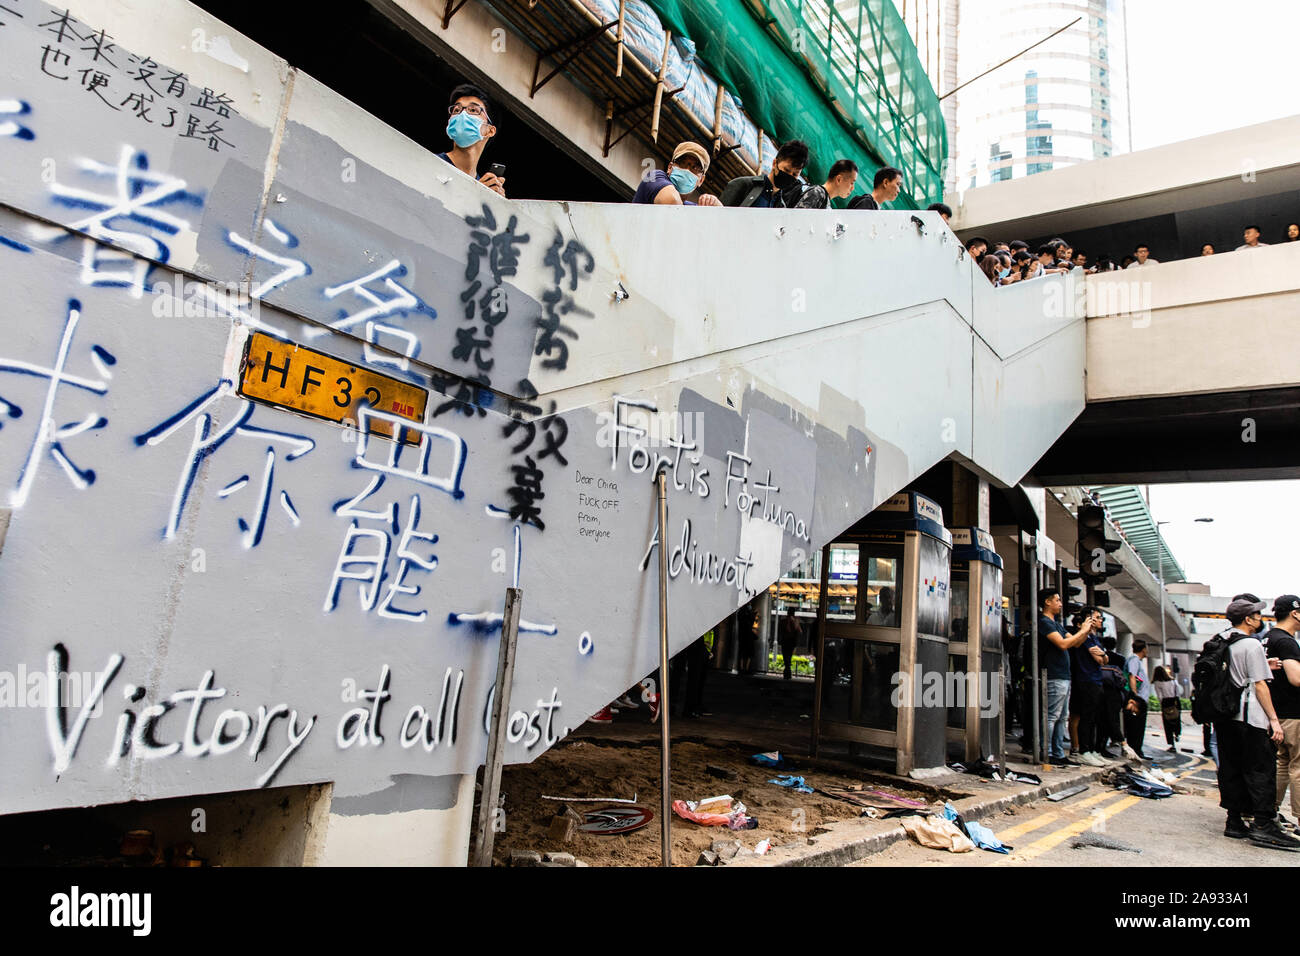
[1035,588,1300,852]
[966,224,1299,287]
[440,81,1298,289]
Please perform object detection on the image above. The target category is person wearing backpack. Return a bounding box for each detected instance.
[1206,597,1299,850]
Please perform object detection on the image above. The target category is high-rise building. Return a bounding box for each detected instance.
[892,0,1132,191]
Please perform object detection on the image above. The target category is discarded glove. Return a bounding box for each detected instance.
[768,775,814,794]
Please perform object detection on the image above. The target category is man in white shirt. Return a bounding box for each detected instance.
[1125,243,1159,268]
[1215,597,1299,850]
[1236,225,1268,251]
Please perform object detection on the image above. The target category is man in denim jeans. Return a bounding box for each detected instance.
[1038,588,1096,765]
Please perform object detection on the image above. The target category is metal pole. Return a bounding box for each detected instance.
[1028,532,1041,765]
[1158,526,1166,670]
[656,471,671,867]
[471,586,522,868]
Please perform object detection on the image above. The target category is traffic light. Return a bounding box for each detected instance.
[1092,589,1111,608]
[1064,569,1084,616]
[1077,504,1121,586]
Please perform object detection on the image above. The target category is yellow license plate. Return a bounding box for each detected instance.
[238,332,427,443]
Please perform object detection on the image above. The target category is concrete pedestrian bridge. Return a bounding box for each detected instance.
[1,0,1294,864]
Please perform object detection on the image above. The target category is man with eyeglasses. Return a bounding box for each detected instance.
[438,83,505,197]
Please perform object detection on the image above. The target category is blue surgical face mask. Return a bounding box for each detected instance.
[447,112,483,149]
[999,267,1010,279]
[668,167,699,195]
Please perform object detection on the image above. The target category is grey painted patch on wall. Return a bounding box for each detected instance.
[329,774,461,816]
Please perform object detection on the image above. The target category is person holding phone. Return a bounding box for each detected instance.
[437,82,506,197]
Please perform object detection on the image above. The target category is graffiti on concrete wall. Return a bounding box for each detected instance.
[0,0,878,815]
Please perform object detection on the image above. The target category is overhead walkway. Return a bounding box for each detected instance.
[1036,243,1300,483]
[0,0,1078,860]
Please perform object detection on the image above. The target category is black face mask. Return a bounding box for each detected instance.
[773,169,798,190]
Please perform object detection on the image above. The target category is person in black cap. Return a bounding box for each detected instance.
[1264,595,1300,831]
[1216,596,1299,850]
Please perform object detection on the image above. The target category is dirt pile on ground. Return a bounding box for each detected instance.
[490,737,962,867]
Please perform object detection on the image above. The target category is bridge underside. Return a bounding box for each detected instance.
[1035,386,1300,485]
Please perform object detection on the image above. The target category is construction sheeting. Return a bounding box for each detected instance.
[574,0,776,175]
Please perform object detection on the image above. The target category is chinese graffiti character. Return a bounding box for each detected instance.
[0,98,33,140]
[448,525,556,635]
[133,380,315,545]
[190,87,236,117]
[315,259,435,372]
[0,299,113,508]
[322,410,462,623]
[179,113,233,151]
[79,26,117,68]
[40,145,202,295]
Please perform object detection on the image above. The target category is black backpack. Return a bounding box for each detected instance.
[1190,631,1248,725]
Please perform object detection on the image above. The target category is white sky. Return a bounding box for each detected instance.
[1101,2,1300,600]
[1125,0,1300,151]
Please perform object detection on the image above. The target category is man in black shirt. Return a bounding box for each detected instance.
[1037,588,1095,764]
[1265,595,1300,828]
[720,140,809,208]
[847,166,903,211]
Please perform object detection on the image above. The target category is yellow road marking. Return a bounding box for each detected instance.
[1005,795,1143,862]
[996,811,1060,841]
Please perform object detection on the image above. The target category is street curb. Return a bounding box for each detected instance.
[729,764,1115,868]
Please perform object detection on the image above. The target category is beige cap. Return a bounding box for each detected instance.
[671,141,710,173]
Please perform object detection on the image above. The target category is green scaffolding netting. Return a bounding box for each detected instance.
[642,0,947,207]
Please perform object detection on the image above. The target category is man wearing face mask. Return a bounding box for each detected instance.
[719,140,810,208]
[632,141,721,206]
[436,83,505,197]
[1214,596,1298,850]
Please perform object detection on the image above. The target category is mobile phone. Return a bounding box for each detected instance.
[487,163,506,178]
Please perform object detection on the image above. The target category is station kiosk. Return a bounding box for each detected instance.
[812,492,953,774]
[945,527,1005,763]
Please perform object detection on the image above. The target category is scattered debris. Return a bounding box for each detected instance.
[711,840,745,861]
[816,785,927,813]
[695,849,720,867]
[542,852,576,866]
[579,806,653,835]
[1048,784,1090,802]
[750,752,791,770]
[900,814,975,853]
[510,849,542,867]
[706,765,739,781]
[754,839,771,855]
[673,797,757,829]
[767,775,814,794]
[541,793,638,804]
[1070,832,1141,853]
[948,759,1041,785]
[547,814,577,843]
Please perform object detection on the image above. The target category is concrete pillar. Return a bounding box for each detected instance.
[319,774,476,866]
[756,591,773,674]
[950,463,990,530]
